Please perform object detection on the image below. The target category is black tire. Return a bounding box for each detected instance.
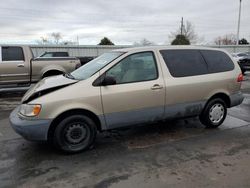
[53,115,97,153]
[199,98,227,128]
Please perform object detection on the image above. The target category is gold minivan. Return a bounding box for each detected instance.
[10,46,244,153]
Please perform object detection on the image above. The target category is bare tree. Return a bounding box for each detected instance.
[51,32,62,44]
[62,40,77,45]
[37,32,75,45]
[41,37,48,44]
[214,34,237,45]
[134,38,155,46]
[183,21,198,43]
[37,32,81,45]
[35,36,48,44]
[169,20,198,44]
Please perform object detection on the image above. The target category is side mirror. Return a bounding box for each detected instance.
[102,76,116,86]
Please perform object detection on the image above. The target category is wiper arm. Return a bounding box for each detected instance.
[64,73,75,79]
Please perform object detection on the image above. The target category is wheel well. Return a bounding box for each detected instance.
[42,70,64,78]
[47,109,102,141]
[208,93,231,107]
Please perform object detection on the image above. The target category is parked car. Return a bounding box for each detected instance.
[10,46,244,153]
[232,52,249,61]
[238,56,250,74]
[0,46,81,91]
[232,52,250,74]
[38,51,95,66]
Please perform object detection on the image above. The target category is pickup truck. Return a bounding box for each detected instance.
[38,51,95,66]
[0,45,81,91]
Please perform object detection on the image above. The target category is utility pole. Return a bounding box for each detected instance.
[236,0,242,45]
[76,35,79,45]
[76,35,80,56]
[181,17,184,35]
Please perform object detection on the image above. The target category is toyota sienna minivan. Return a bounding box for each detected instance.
[10,46,244,153]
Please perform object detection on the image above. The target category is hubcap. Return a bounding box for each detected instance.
[65,123,87,144]
[209,103,225,124]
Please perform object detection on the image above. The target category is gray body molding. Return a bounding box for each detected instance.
[229,92,244,107]
[9,106,51,141]
[102,101,206,130]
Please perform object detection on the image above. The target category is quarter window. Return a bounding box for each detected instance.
[106,52,158,84]
[200,50,234,73]
[160,50,208,77]
[2,47,24,61]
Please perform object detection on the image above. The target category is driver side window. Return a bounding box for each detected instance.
[106,52,158,84]
[2,46,24,62]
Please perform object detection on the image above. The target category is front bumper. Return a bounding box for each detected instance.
[9,106,51,141]
[229,92,244,107]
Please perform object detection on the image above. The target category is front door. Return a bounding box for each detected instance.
[0,46,29,86]
[100,51,165,129]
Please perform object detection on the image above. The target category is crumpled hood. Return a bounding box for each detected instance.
[22,75,78,103]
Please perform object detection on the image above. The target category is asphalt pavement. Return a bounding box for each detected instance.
[0,73,250,188]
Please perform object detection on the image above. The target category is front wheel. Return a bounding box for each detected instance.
[199,98,227,128]
[53,115,97,153]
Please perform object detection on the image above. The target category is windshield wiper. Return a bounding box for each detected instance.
[64,73,75,80]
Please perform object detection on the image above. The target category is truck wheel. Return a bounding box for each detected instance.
[53,115,97,153]
[199,98,227,128]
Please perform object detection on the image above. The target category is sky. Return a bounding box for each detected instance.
[0,0,249,45]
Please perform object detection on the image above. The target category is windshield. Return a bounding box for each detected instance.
[71,52,124,80]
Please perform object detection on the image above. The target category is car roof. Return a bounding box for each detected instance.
[113,45,226,53]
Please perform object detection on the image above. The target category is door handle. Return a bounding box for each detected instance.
[17,64,25,68]
[151,84,163,90]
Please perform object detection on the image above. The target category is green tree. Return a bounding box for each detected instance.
[171,35,190,45]
[98,37,114,45]
[239,38,249,45]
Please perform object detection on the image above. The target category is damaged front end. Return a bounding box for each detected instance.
[22,74,78,104]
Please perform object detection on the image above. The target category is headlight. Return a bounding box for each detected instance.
[19,104,42,117]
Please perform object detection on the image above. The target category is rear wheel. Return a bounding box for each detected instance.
[199,98,227,128]
[53,115,97,153]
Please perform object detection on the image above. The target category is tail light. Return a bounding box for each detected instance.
[237,73,244,82]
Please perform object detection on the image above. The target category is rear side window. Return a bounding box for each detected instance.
[2,47,24,61]
[160,50,208,77]
[54,52,68,57]
[41,53,53,57]
[200,50,234,73]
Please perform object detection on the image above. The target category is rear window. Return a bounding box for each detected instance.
[160,49,208,77]
[200,50,234,73]
[40,52,69,57]
[54,52,68,57]
[2,46,24,61]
